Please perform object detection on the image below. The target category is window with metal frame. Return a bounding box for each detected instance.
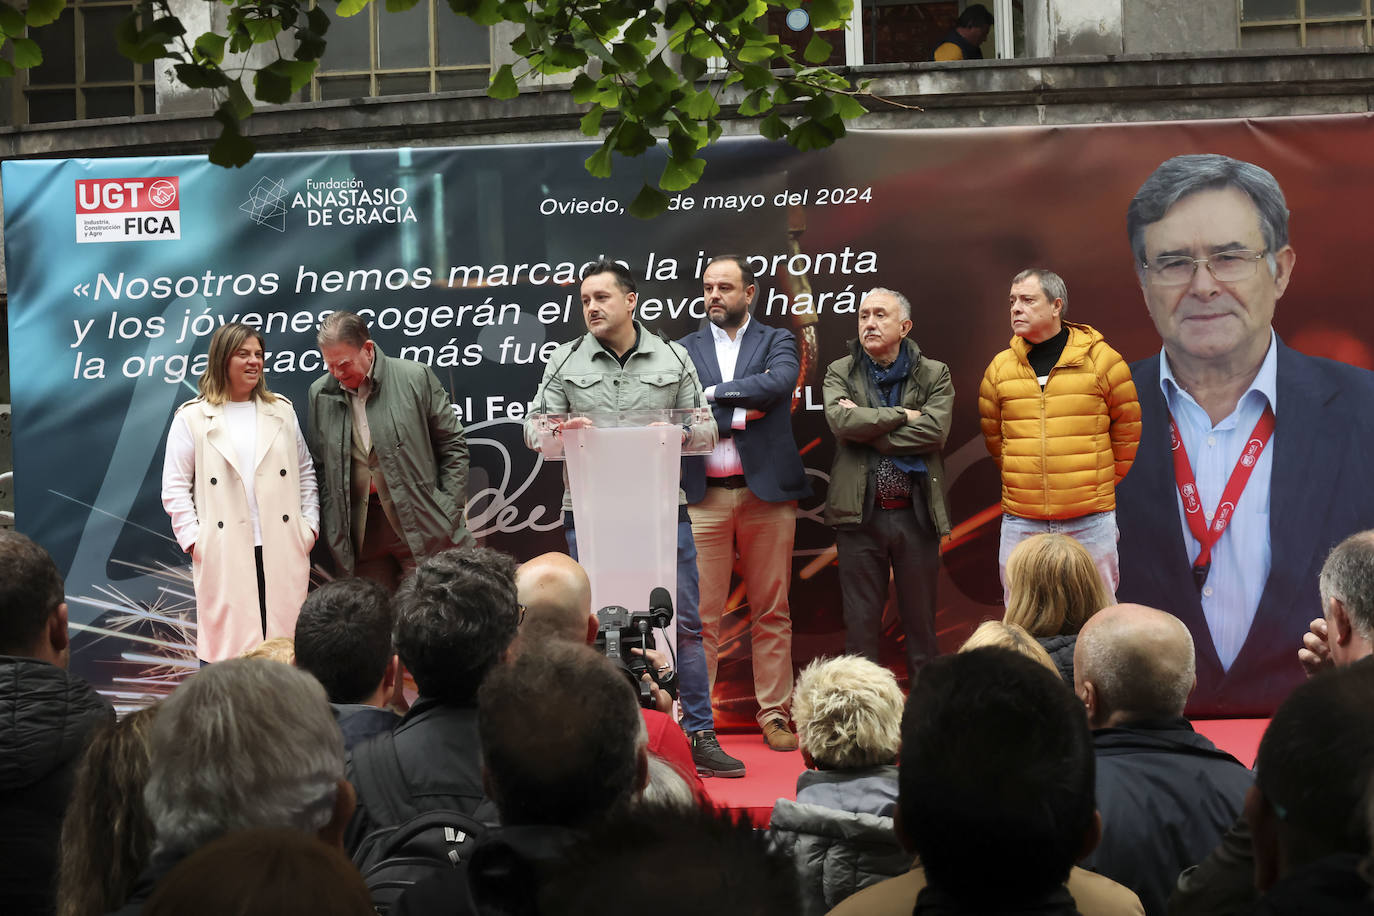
[16,0,156,124]
[311,0,491,101]
[1239,0,1371,48]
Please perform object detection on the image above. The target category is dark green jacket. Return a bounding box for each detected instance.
[822,338,953,536]
[307,346,471,574]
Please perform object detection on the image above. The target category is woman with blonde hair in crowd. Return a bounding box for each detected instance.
[55,705,159,916]
[1002,533,1111,684]
[958,620,1059,677]
[161,322,319,664]
[769,655,911,915]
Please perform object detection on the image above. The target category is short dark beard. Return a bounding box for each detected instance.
[708,304,745,330]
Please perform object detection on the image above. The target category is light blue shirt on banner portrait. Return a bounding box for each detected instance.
[1159,329,1278,671]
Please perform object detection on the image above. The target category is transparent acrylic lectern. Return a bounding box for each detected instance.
[528,407,714,657]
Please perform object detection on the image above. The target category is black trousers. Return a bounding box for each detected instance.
[835,486,941,680]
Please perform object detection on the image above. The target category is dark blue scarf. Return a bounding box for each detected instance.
[865,347,927,475]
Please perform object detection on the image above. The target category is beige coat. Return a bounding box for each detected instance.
[164,396,316,661]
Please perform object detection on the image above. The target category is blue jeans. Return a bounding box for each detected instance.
[565,519,713,733]
[999,510,1119,603]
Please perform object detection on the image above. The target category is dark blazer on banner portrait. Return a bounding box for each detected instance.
[678,321,812,505]
[1116,341,1374,718]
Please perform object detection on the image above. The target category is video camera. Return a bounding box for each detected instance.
[593,587,677,710]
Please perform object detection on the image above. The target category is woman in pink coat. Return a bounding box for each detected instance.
[161,323,319,663]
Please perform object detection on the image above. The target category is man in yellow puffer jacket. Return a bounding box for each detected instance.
[979,268,1141,599]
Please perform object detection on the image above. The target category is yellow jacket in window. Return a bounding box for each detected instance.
[978,322,1140,520]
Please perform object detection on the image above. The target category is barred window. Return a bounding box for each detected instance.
[16,0,155,124]
[312,0,491,101]
[1240,0,1371,49]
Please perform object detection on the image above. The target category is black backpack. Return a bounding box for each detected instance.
[350,729,494,913]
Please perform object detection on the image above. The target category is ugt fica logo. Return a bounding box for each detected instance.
[75,177,181,244]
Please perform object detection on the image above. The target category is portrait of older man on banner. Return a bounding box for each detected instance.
[1115,153,1374,717]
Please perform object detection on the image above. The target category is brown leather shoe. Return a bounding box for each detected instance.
[762,718,798,752]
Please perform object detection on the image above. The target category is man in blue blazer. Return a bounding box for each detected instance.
[679,256,812,751]
[1116,153,1374,717]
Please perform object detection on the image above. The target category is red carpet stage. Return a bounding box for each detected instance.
[702,720,1268,827]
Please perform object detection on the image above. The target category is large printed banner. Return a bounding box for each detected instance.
[6,114,1374,719]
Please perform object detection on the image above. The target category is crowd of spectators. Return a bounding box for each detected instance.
[3,526,1374,916]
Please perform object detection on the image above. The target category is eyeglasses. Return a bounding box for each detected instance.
[1142,249,1268,286]
[517,604,526,626]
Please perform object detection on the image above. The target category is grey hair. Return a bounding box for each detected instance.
[1078,612,1195,720]
[638,754,696,812]
[792,654,904,769]
[1127,154,1290,266]
[863,287,911,321]
[317,311,371,348]
[1011,268,1069,317]
[1318,531,1374,639]
[144,658,344,858]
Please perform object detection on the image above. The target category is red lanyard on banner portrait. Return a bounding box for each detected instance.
[1169,404,1275,591]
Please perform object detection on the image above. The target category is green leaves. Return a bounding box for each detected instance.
[24,0,63,28]
[210,102,255,167]
[803,34,832,64]
[116,10,181,64]
[254,58,315,103]
[627,184,669,219]
[336,0,371,18]
[489,63,518,99]
[4,0,873,216]
[0,3,26,37]
[9,35,38,67]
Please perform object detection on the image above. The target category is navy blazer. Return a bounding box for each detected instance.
[1116,341,1374,717]
[678,320,811,505]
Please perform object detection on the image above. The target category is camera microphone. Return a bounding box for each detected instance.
[647,586,674,631]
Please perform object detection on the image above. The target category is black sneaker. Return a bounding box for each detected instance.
[690,729,746,778]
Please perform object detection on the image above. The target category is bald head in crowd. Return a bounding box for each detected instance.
[513,552,597,650]
[1074,604,1196,728]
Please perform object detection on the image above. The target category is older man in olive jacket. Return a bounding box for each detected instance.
[308,312,472,589]
[823,288,954,680]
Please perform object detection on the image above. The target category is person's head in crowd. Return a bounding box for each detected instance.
[791,654,903,771]
[1127,154,1295,378]
[199,322,275,406]
[1247,656,1374,891]
[316,311,376,391]
[0,529,70,667]
[1074,603,1196,729]
[512,551,596,652]
[240,636,295,664]
[1003,533,1111,638]
[143,658,352,860]
[393,547,520,705]
[1317,530,1374,668]
[900,649,1097,910]
[294,578,398,706]
[955,3,993,44]
[639,755,697,812]
[540,804,801,915]
[959,620,1060,674]
[142,828,373,916]
[56,705,159,916]
[479,641,647,828]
